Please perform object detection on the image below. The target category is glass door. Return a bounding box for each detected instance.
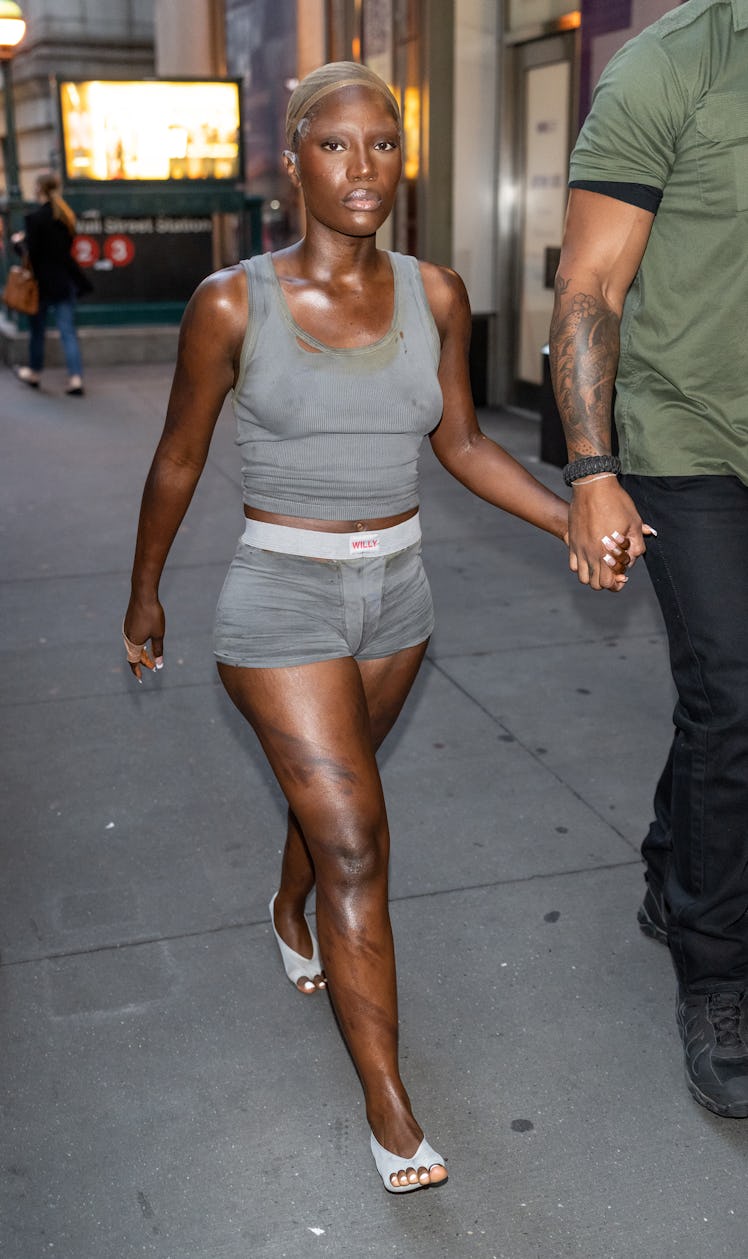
[510,31,577,409]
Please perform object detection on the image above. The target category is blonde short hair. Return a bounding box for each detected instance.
[285,61,401,151]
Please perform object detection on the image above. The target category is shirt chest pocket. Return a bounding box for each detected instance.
[695,91,748,213]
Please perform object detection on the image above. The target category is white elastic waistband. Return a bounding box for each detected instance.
[241,512,421,559]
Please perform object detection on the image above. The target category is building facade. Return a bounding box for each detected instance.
[1,0,154,182]
[1,0,680,401]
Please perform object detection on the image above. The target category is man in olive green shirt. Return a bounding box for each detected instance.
[550,0,748,1118]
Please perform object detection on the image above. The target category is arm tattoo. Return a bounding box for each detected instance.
[549,275,620,460]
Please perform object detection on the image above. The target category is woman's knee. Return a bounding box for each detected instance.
[310,813,389,889]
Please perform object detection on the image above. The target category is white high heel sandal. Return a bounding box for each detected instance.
[370,1130,447,1193]
[268,893,325,992]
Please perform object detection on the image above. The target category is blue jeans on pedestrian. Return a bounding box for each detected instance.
[622,474,748,993]
[29,290,83,377]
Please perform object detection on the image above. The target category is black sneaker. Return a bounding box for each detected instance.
[637,883,668,944]
[677,989,748,1118]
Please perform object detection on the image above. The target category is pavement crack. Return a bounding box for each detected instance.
[0,858,642,970]
[425,656,635,845]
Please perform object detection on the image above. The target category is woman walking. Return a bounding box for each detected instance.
[123,62,630,1194]
[16,172,88,395]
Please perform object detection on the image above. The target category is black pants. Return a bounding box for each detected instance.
[622,475,748,994]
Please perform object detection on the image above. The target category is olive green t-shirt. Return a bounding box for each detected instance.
[569,0,748,483]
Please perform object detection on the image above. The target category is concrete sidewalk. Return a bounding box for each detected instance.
[1,362,746,1259]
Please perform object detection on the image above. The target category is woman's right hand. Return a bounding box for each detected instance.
[123,596,165,683]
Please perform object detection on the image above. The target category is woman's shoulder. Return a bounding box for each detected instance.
[193,262,248,307]
[412,258,470,330]
[183,263,250,346]
[177,263,250,362]
[25,202,51,229]
[388,251,466,300]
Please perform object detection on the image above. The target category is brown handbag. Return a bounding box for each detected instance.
[2,260,39,316]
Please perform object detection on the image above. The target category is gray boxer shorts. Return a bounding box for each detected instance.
[214,540,434,668]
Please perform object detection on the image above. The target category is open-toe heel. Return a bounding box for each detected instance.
[370,1130,447,1194]
[268,893,325,993]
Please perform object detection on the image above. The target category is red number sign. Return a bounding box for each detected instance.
[104,235,135,267]
[72,235,100,267]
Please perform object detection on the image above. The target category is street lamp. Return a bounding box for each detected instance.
[0,0,27,230]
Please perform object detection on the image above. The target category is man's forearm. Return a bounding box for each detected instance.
[549,273,621,460]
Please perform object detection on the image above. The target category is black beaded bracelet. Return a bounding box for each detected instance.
[562,454,621,487]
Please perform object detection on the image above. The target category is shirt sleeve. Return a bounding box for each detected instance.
[570,31,690,191]
[568,180,663,213]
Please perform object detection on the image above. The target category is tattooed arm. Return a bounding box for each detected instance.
[549,189,655,589]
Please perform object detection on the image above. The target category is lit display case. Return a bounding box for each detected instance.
[58,79,242,183]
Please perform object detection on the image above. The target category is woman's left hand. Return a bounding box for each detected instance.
[562,525,631,591]
[590,528,631,591]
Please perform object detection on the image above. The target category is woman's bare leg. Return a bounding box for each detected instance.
[272,812,324,991]
[273,643,428,988]
[218,646,446,1184]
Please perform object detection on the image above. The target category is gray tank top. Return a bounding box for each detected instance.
[232,251,443,519]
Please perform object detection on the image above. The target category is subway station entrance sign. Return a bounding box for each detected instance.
[72,213,214,305]
[54,78,255,324]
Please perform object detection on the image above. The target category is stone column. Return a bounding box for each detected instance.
[154,0,226,77]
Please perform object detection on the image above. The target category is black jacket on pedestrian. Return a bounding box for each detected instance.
[24,202,92,302]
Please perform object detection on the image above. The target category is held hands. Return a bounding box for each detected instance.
[122,597,165,683]
[599,531,632,592]
[567,477,655,593]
